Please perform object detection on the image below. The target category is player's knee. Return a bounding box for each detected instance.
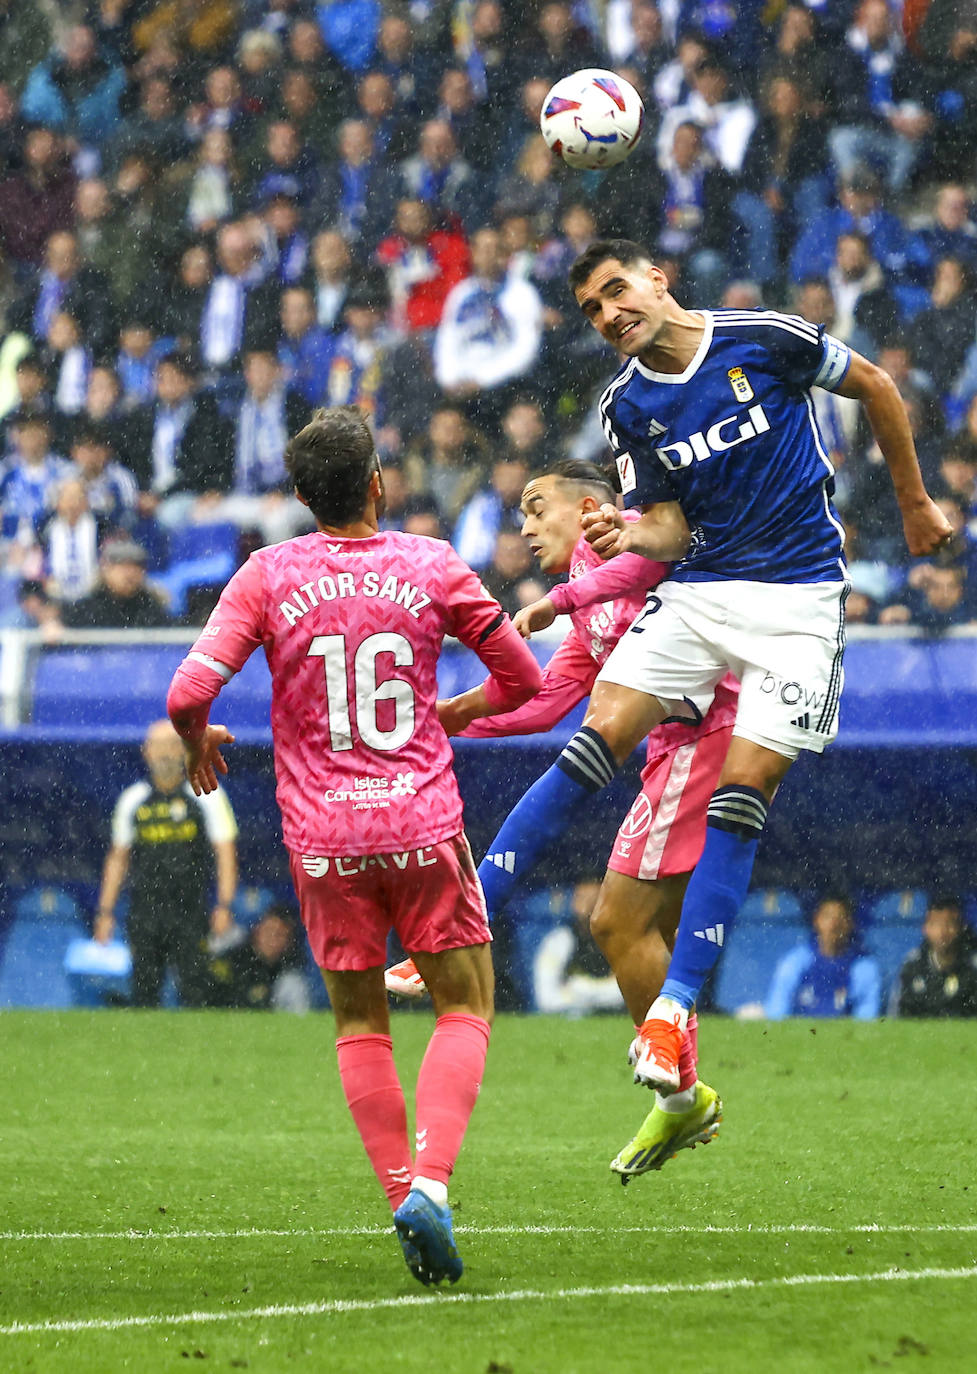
[556,725,618,792]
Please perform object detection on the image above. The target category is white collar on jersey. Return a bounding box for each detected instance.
[633,311,713,385]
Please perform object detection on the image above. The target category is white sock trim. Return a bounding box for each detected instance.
[411,1175,448,1207]
[647,995,689,1032]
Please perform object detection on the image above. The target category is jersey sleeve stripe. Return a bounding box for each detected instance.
[599,360,636,453]
[714,316,822,345]
[714,309,821,340]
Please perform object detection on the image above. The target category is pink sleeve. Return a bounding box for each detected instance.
[167,558,266,739]
[461,631,596,738]
[443,547,542,711]
[167,657,226,740]
[188,556,266,672]
[548,551,669,616]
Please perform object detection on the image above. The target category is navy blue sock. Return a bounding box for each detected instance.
[660,785,769,1010]
[478,726,617,919]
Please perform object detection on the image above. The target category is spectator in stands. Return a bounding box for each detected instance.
[309,120,398,256]
[40,476,100,604]
[257,190,308,287]
[185,63,251,146]
[284,17,354,135]
[828,0,933,197]
[894,896,977,1018]
[43,309,91,418]
[67,363,130,458]
[198,220,281,378]
[0,126,75,271]
[325,270,395,420]
[908,184,977,279]
[657,48,756,178]
[153,243,213,353]
[826,232,899,356]
[207,905,311,1012]
[248,118,319,210]
[433,226,544,422]
[375,197,471,334]
[354,69,416,163]
[790,166,914,291]
[0,413,68,542]
[398,118,479,233]
[109,73,189,174]
[305,229,354,335]
[0,353,54,452]
[452,454,531,570]
[653,120,736,303]
[277,67,335,156]
[879,562,974,632]
[174,127,242,235]
[59,536,172,629]
[612,2,670,92]
[115,318,166,414]
[435,65,497,174]
[201,347,310,545]
[494,135,563,242]
[514,1,606,89]
[500,76,551,175]
[403,405,489,527]
[21,23,127,154]
[94,718,238,1008]
[126,350,233,529]
[738,74,832,284]
[11,230,115,361]
[533,878,625,1017]
[908,258,977,399]
[236,27,284,114]
[67,423,139,533]
[480,528,540,618]
[277,285,333,407]
[765,893,882,1020]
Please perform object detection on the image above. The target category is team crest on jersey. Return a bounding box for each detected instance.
[727,367,754,402]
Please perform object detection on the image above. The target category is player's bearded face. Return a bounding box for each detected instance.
[575,258,665,355]
[520,478,578,573]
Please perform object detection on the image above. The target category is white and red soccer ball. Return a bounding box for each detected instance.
[540,68,644,171]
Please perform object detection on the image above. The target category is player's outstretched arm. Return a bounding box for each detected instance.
[837,352,952,556]
[583,501,690,562]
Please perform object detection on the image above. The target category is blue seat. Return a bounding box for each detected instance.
[714,892,807,1015]
[867,890,928,925]
[167,523,240,565]
[0,887,85,1008]
[737,888,804,924]
[506,887,574,1010]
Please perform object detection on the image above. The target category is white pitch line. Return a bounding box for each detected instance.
[1,1223,977,1242]
[1,1266,976,1337]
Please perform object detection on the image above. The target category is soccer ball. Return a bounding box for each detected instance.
[540,68,644,171]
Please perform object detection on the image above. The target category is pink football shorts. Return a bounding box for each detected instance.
[289,831,491,971]
[607,723,734,881]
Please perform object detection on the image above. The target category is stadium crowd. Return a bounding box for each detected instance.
[1,0,977,633]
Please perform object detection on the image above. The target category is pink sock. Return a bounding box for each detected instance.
[677,1012,699,1092]
[336,1034,413,1210]
[414,1014,491,1187]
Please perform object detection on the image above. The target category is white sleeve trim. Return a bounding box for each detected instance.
[192,784,239,843]
[110,780,151,848]
[187,651,236,682]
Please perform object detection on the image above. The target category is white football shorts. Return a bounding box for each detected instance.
[596,579,849,761]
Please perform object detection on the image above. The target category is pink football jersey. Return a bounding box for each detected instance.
[189,530,520,855]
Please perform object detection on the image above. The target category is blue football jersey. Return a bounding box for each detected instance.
[599,310,852,583]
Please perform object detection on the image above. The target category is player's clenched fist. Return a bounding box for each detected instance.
[582,503,629,559]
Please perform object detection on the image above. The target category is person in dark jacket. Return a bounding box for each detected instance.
[59,537,172,629]
[894,896,977,1017]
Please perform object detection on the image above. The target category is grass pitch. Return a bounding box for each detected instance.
[0,1011,974,1372]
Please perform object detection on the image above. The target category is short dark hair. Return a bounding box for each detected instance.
[545,457,617,502]
[928,894,962,916]
[284,405,377,525]
[568,238,655,293]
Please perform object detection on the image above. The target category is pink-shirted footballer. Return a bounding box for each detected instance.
[166,405,541,1288]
